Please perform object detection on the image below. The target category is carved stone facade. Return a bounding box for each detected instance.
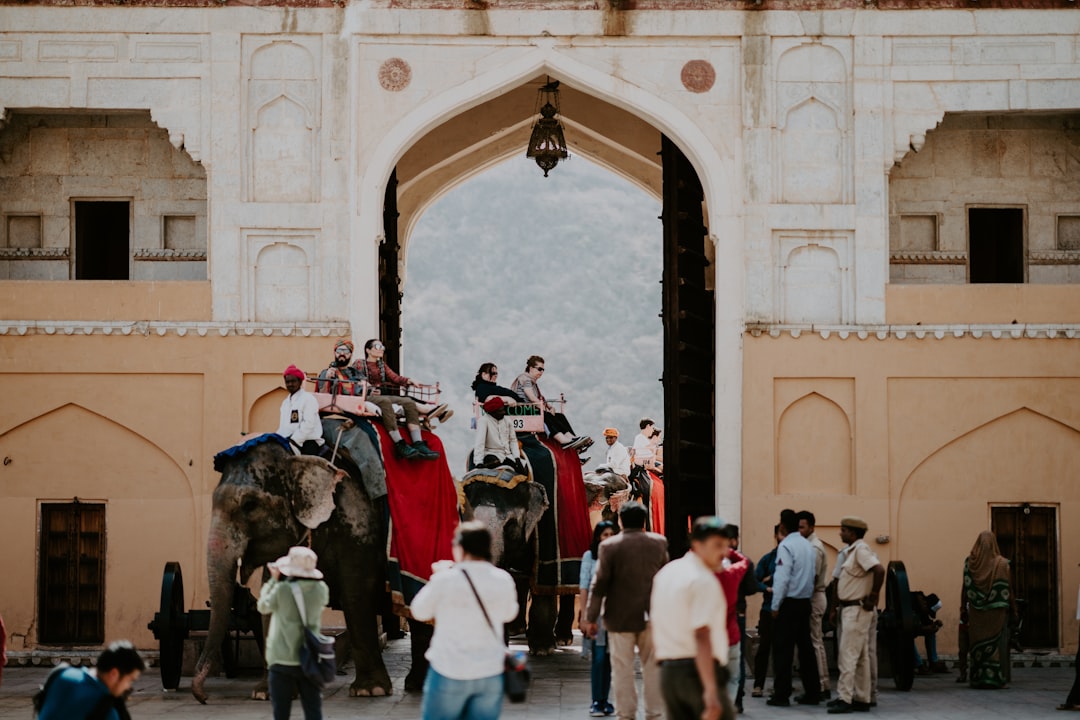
[1,4,1079,654]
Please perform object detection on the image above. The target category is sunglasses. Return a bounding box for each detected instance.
[534,367,545,372]
[372,343,385,350]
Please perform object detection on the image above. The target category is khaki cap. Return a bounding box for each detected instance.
[840,516,868,530]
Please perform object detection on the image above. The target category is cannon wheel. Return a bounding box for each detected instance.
[885,561,917,691]
[157,562,187,690]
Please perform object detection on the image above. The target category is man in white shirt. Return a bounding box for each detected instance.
[651,516,734,720]
[603,427,631,477]
[276,365,324,455]
[798,510,832,700]
[631,418,658,468]
[472,396,525,474]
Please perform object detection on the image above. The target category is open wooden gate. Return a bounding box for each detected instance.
[660,135,715,557]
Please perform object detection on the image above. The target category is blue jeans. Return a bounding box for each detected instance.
[590,640,612,704]
[268,664,322,720]
[421,667,504,720]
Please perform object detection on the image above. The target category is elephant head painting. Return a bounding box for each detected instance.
[191,435,424,702]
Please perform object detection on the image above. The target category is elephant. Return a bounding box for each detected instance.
[191,435,432,703]
[583,467,631,525]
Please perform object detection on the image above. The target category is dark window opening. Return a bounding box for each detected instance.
[75,201,130,280]
[969,207,1024,284]
[39,502,106,644]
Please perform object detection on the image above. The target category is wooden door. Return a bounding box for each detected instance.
[379,169,403,370]
[39,502,106,644]
[661,135,715,558]
[991,505,1058,648]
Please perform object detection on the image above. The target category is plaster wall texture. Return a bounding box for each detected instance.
[1,4,1080,654]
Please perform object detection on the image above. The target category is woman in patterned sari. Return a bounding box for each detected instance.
[962,531,1013,689]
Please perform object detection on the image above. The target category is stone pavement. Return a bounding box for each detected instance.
[0,636,1074,719]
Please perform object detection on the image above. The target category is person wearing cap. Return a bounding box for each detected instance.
[316,339,365,395]
[258,546,331,720]
[603,428,631,478]
[827,517,884,715]
[650,516,734,720]
[797,510,832,700]
[472,395,525,474]
[277,365,325,455]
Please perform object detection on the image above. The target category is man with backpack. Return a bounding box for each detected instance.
[36,640,144,720]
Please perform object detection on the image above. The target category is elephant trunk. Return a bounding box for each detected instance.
[192,517,245,704]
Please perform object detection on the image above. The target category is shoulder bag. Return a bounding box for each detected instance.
[461,568,531,703]
[288,581,337,688]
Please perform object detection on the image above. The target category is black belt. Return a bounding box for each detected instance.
[660,658,718,667]
[837,599,864,608]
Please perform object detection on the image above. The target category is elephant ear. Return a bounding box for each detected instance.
[523,481,550,541]
[286,456,345,529]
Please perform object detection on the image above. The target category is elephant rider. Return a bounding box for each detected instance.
[473,396,526,475]
[631,418,659,470]
[603,427,631,478]
[471,362,519,406]
[277,365,325,456]
[355,339,444,461]
[511,355,592,452]
[316,338,364,395]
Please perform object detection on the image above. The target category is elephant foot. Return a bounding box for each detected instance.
[404,668,425,693]
[250,688,269,701]
[530,645,556,657]
[507,622,526,637]
[556,636,574,647]
[350,682,391,697]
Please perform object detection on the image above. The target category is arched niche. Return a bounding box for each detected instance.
[248,387,288,436]
[776,392,853,495]
[782,243,842,324]
[254,242,310,322]
[252,96,315,203]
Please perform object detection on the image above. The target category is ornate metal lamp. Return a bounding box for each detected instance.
[526,79,569,177]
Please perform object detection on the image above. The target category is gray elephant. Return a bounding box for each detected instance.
[191,434,431,702]
[583,466,631,525]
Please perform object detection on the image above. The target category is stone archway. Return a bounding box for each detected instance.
[353,47,743,529]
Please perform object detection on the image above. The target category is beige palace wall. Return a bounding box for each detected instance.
[741,307,1080,654]
[0,308,345,651]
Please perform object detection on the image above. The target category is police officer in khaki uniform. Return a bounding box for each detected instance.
[828,517,885,715]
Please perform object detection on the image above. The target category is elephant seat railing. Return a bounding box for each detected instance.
[471,394,566,434]
[307,376,442,421]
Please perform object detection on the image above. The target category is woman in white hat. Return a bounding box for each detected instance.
[257,546,330,720]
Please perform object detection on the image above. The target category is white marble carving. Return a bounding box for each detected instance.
[776,231,853,325]
[242,230,319,322]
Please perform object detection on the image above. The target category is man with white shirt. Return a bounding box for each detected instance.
[276,364,324,455]
[651,516,734,720]
[768,509,822,707]
[603,427,631,477]
[631,418,658,469]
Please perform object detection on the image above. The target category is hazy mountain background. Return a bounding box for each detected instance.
[400,155,663,475]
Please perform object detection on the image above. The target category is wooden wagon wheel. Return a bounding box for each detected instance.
[154,562,188,690]
[882,560,917,691]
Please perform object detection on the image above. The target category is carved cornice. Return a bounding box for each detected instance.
[0,247,69,260]
[0,321,349,337]
[889,251,966,265]
[1029,251,1080,266]
[747,324,1080,340]
[133,248,208,261]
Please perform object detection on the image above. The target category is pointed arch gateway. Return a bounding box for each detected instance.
[354,50,743,551]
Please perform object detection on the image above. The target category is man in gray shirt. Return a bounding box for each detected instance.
[767,509,822,707]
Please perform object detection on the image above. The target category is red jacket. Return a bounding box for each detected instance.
[716,549,750,645]
[355,359,411,394]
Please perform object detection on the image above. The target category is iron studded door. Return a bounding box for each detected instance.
[661,135,716,558]
[39,502,106,644]
[991,505,1058,649]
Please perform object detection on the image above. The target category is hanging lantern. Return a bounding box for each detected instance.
[526,80,569,177]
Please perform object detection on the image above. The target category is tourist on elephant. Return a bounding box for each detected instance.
[603,428,631,478]
[580,521,618,717]
[473,396,526,474]
[258,546,330,720]
[356,339,446,461]
[316,338,365,395]
[511,355,592,451]
[471,362,519,405]
[277,365,325,455]
[412,521,518,720]
[631,419,659,469]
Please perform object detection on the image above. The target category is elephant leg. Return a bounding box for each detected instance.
[404,619,434,693]
[250,613,271,700]
[508,577,529,636]
[527,593,558,656]
[339,569,392,697]
[555,594,576,646]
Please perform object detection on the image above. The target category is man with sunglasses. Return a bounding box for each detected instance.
[511,355,591,451]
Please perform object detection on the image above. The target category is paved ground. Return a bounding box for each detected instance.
[1,636,1075,719]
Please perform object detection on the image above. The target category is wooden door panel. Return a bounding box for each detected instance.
[39,503,105,644]
[991,505,1057,649]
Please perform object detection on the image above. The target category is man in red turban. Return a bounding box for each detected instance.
[277,365,324,455]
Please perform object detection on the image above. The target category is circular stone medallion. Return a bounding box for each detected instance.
[681,60,716,93]
[378,58,412,92]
